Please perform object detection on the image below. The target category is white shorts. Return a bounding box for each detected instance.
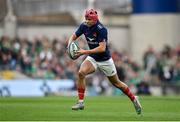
[85,56,117,77]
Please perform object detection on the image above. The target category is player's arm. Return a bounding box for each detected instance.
[67,33,78,46]
[76,41,106,55]
[68,23,84,46]
[85,41,106,54]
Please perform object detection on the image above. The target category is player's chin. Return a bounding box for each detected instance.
[85,22,92,27]
[86,24,91,27]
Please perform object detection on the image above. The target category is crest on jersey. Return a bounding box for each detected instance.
[93,33,97,37]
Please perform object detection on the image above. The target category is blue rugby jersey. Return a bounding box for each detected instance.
[75,21,111,61]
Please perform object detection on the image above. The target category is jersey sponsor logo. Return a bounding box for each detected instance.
[87,41,98,45]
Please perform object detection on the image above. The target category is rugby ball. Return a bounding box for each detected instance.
[67,41,80,60]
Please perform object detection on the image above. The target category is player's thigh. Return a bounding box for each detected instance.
[79,59,96,75]
[98,58,116,76]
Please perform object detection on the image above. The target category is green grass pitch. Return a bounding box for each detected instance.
[0,96,180,121]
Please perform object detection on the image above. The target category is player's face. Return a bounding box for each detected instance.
[85,18,96,27]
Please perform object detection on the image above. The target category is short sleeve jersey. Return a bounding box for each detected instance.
[75,21,111,61]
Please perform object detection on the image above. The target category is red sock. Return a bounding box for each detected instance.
[122,87,135,101]
[78,88,85,101]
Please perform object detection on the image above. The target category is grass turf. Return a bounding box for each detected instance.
[0,96,180,121]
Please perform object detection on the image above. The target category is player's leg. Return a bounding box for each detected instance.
[98,58,142,114]
[107,74,142,114]
[77,59,95,102]
[98,58,136,101]
[107,74,135,101]
[72,58,96,110]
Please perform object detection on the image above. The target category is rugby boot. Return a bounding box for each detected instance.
[72,102,84,110]
[133,96,142,115]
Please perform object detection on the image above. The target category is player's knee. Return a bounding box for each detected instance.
[78,71,86,79]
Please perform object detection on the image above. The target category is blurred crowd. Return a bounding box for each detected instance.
[112,44,180,84]
[112,44,180,95]
[0,35,78,80]
[0,35,180,95]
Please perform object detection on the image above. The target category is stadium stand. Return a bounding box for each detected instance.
[0,35,179,95]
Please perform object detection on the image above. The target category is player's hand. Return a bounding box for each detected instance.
[74,48,87,57]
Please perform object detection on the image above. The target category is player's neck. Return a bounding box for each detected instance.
[89,21,98,28]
